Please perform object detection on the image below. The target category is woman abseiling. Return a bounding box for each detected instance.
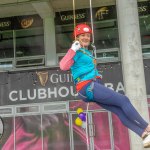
[59,23,150,148]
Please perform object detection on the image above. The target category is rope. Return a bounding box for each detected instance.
[72,0,76,40]
[72,1,90,149]
[89,0,98,82]
[89,0,94,44]
[85,103,90,150]
[89,0,97,59]
[72,1,98,149]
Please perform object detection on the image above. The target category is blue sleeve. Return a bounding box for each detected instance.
[73,51,81,62]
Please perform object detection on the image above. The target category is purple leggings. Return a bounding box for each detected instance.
[78,79,148,136]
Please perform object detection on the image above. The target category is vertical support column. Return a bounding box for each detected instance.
[32,2,57,66]
[43,16,57,66]
[116,0,149,149]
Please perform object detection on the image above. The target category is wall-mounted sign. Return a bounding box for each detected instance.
[55,1,149,25]
[14,15,43,30]
[0,15,43,31]
[55,6,116,25]
[94,5,116,21]
[0,59,150,106]
[138,1,150,16]
[0,17,13,31]
[55,9,88,25]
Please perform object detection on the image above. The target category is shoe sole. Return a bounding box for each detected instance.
[144,142,150,148]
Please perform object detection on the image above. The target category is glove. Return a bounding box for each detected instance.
[71,41,81,52]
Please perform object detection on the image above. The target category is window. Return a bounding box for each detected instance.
[15,27,44,67]
[138,1,150,59]
[55,0,119,64]
[0,31,13,68]
[0,15,45,69]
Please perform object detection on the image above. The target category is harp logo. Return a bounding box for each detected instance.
[95,7,109,20]
[21,18,33,29]
[36,71,48,86]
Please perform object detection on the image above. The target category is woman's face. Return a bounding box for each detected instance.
[77,33,91,48]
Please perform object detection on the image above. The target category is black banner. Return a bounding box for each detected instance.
[93,5,116,22]
[55,9,89,25]
[138,1,150,16]
[55,1,150,25]
[13,15,43,30]
[0,17,13,31]
[0,15,43,31]
[55,5,117,25]
[0,60,150,106]
[0,63,121,106]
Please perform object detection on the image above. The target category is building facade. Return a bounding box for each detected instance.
[0,0,149,150]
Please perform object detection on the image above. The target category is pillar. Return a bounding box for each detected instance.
[116,0,149,149]
[43,16,57,66]
[32,2,57,66]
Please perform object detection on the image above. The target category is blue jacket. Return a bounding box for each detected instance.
[71,48,101,84]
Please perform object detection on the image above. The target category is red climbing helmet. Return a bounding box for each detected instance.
[73,24,92,37]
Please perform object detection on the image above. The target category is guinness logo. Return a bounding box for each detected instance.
[36,71,48,86]
[95,7,109,20]
[0,21,11,28]
[21,18,33,29]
